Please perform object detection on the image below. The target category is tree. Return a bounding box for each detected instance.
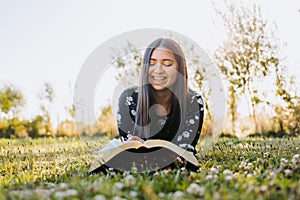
[94,105,118,138]
[111,41,143,88]
[0,84,25,118]
[36,82,55,136]
[0,84,26,137]
[213,1,282,134]
[274,68,300,136]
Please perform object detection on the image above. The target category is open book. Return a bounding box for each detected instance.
[89,139,200,173]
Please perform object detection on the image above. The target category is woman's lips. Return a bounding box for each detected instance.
[152,76,167,82]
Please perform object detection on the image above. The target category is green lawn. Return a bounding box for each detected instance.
[0,136,299,199]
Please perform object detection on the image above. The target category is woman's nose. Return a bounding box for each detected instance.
[153,63,164,73]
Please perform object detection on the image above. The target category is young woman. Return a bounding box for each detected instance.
[117,38,204,155]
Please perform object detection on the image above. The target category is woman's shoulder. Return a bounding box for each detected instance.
[188,90,204,106]
[118,86,139,104]
[121,86,139,96]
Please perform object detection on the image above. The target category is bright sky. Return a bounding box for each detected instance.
[0,0,299,126]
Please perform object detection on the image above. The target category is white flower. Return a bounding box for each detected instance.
[195,115,199,120]
[225,175,232,181]
[55,190,78,199]
[264,152,270,157]
[125,97,132,105]
[191,96,195,102]
[292,154,300,166]
[130,110,136,116]
[197,98,203,105]
[284,169,292,178]
[112,196,126,200]
[232,172,239,179]
[246,174,253,178]
[226,142,234,145]
[280,158,288,164]
[269,171,276,178]
[206,174,213,180]
[158,193,165,198]
[58,183,68,189]
[223,169,232,175]
[124,175,136,186]
[182,131,190,138]
[173,191,184,199]
[245,163,253,170]
[129,191,138,197]
[112,182,124,193]
[125,100,131,106]
[210,167,218,175]
[293,154,300,160]
[93,194,106,200]
[259,185,268,193]
[177,135,182,142]
[158,119,166,126]
[117,114,121,122]
[186,183,205,196]
[189,119,195,124]
[239,161,247,170]
[181,167,187,172]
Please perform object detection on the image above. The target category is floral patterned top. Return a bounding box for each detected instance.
[117,86,204,153]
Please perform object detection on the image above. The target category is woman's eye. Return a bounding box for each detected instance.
[149,60,156,66]
[163,62,173,67]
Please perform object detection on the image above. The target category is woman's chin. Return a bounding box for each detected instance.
[151,84,167,91]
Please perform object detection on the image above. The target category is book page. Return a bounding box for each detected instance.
[89,139,200,173]
[98,138,123,153]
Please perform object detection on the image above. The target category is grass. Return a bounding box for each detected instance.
[0,136,300,199]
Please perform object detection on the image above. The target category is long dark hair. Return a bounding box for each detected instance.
[134,38,189,140]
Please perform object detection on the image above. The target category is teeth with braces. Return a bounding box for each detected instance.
[152,76,167,81]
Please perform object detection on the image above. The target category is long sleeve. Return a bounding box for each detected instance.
[117,87,138,142]
[175,92,204,153]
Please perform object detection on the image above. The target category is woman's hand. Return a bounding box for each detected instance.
[125,136,144,143]
[176,157,185,166]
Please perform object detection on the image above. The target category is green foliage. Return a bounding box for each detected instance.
[0,83,57,138]
[93,105,118,138]
[39,83,54,103]
[28,115,55,137]
[274,68,300,136]
[214,1,286,134]
[37,83,55,136]
[0,84,25,117]
[112,41,143,87]
[1,137,300,199]
[56,120,79,137]
[0,85,27,137]
[0,118,28,138]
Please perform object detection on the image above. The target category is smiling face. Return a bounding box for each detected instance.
[148,47,178,91]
